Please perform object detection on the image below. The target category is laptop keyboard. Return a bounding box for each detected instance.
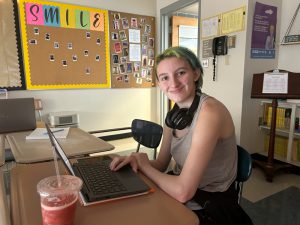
[76,160,127,195]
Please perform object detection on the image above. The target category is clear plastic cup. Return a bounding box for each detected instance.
[37,175,82,225]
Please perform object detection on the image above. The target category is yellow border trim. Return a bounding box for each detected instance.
[18,0,110,90]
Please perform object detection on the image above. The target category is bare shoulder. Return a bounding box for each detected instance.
[199,96,234,138]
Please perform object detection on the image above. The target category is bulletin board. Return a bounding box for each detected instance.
[108,11,156,88]
[18,0,111,90]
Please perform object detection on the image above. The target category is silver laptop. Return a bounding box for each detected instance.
[45,123,151,206]
[0,98,36,134]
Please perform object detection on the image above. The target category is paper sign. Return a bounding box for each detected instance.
[262,72,288,94]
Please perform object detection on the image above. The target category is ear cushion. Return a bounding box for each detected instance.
[165,94,201,130]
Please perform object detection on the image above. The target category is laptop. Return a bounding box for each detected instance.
[45,123,152,206]
[0,98,36,134]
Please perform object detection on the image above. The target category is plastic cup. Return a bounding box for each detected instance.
[37,175,82,225]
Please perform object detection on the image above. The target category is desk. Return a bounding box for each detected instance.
[10,161,199,225]
[6,128,114,163]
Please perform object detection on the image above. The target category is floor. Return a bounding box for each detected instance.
[242,167,300,203]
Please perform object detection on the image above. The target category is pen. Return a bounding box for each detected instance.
[44,129,64,135]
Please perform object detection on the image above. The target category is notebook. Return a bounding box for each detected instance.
[0,98,36,134]
[45,123,152,206]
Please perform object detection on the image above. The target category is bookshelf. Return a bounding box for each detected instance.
[251,70,300,182]
[259,101,300,167]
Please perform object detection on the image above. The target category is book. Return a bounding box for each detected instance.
[26,127,70,140]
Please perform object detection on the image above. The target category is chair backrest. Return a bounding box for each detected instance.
[236,145,252,182]
[131,119,163,149]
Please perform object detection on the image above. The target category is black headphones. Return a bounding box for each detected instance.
[165,92,200,130]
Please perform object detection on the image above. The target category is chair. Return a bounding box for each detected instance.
[236,145,252,204]
[131,119,163,159]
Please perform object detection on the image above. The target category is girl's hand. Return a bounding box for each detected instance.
[131,153,151,172]
[109,155,138,172]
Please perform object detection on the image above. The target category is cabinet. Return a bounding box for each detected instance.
[259,100,300,167]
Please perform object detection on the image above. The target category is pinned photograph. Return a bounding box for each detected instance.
[140,18,146,25]
[120,56,127,64]
[126,62,133,73]
[145,24,151,34]
[148,49,154,58]
[114,42,122,53]
[119,64,126,74]
[85,68,91,74]
[121,18,129,29]
[112,54,119,64]
[136,77,143,84]
[29,39,37,45]
[113,20,120,29]
[142,44,147,55]
[96,37,101,45]
[49,54,55,61]
[113,13,120,20]
[67,42,73,49]
[112,66,119,74]
[141,68,147,77]
[62,60,67,67]
[116,75,123,82]
[112,32,118,40]
[119,30,127,41]
[131,18,138,29]
[133,72,140,78]
[45,33,50,41]
[148,38,154,48]
[142,34,148,43]
[72,55,78,61]
[122,41,129,47]
[142,55,148,67]
[148,59,154,67]
[95,55,100,61]
[124,74,129,83]
[134,62,140,72]
[54,42,59,48]
[33,27,39,35]
[122,47,129,57]
[86,32,91,39]
[147,68,153,76]
[146,76,152,82]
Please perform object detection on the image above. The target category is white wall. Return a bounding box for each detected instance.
[7,0,158,132]
[200,0,247,144]
[241,0,282,153]
[278,0,300,72]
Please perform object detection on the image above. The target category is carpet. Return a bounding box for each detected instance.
[241,186,300,225]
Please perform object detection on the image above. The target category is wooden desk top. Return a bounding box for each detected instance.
[6,128,114,163]
[10,161,199,225]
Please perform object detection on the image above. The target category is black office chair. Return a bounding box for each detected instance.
[131,119,163,159]
[236,145,252,204]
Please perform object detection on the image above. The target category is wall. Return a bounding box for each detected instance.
[6,0,158,132]
[200,0,247,144]
[241,0,282,153]
[278,0,300,72]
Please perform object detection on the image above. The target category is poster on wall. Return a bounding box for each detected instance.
[18,0,111,90]
[250,2,277,59]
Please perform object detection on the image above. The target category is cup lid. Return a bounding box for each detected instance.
[37,175,82,197]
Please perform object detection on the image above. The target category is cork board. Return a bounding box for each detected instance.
[18,0,110,90]
[108,11,156,88]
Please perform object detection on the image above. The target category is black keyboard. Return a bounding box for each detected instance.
[76,160,127,195]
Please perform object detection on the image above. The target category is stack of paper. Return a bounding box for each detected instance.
[26,127,70,140]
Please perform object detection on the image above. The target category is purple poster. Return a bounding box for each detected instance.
[251,2,277,59]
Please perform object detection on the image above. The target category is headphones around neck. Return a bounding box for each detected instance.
[165,92,200,130]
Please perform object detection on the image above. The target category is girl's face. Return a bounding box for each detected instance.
[156,57,200,107]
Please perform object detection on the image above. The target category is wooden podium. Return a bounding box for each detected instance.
[251,70,300,182]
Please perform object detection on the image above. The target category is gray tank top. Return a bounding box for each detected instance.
[171,93,237,192]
